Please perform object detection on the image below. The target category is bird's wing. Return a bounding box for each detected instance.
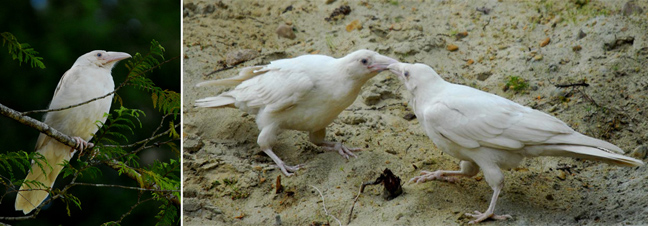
[422,88,576,151]
[35,68,74,150]
[228,67,315,113]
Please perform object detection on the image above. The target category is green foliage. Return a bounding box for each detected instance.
[125,40,180,117]
[1,32,45,69]
[95,106,145,146]
[504,76,529,93]
[0,151,45,180]
[155,201,178,226]
[1,40,180,225]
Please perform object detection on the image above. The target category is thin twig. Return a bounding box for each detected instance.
[347,183,365,225]
[72,182,180,193]
[482,17,491,31]
[555,82,590,88]
[204,66,234,77]
[309,185,342,226]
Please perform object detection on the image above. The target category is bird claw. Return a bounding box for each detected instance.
[72,137,93,155]
[320,142,361,159]
[466,210,512,224]
[279,163,305,177]
[409,170,458,183]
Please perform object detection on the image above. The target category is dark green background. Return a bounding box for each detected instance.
[0,1,180,225]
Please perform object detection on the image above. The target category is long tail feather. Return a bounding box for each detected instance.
[196,66,267,87]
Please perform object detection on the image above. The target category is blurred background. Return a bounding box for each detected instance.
[0,1,180,225]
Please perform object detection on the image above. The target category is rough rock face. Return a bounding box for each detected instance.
[183,0,648,225]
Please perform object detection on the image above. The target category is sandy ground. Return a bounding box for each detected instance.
[182,0,648,225]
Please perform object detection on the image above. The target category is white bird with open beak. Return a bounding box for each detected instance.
[15,50,131,214]
[196,49,398,176]
[388,62,643,224]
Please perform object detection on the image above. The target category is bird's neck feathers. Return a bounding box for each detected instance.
[410,71,448,101]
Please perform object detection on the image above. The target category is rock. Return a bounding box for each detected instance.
[403,113,416,121]
[362,86,392,105]
[325,5,351,21]
[183,138,204,154]
[540,37,550,47]
[203,203,223,214]
[604,36,634,51]
[476,71,493,81]
[341,114,367,125]
[346,19,362,32]
[622,0,644,16]
[184,198,202,212]
[577,29,587,39]
[276,24,296,40]
[225,49,259,66]
[573,45,582,52]
[393,42,419,55]
[630,145,647,159]
[362,91,382,106]
[549,64,558,72]
[203,4,216,14]
[184,3,197,17]
[446,44,459,51]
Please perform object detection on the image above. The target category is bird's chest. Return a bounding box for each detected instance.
[45,69,114,139]
[280,83,359,131]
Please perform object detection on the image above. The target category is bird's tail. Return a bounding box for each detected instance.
[15,141,73,214]
[195,95,236,108]
[529,145,644,167]
[196,66,268,87]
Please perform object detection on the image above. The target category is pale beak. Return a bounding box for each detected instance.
[103,52,132,65]
[387,63,404,77]
[368,55,399,72]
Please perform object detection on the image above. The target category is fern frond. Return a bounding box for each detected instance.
[1,32,45,69]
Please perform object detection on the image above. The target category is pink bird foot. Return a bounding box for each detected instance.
[466,210,512,224]
[318,141,361,159]
[278,162,305,177]
[409,170,459,183]
[71,137,93,155]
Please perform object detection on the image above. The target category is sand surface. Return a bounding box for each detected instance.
[182,0,648,225]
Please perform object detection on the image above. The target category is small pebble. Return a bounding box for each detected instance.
[573,45,582,52]
[276,24,296,39]
[447,44,459,51]
[540,37,551,47]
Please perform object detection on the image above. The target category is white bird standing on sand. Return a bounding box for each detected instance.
[15,50,131,214]
[195,49,398,176]
[387,62,644,224]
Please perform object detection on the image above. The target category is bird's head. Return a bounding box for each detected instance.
[74,50,132,69]
[387,62,441,92]
[340,49,398,79]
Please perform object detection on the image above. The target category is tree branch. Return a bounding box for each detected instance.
[104,159,180,205]
[0,103,83,151]
[72,182,179,193]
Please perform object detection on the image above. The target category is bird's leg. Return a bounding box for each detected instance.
[465,166,512,224]
[309,129,361,159]
[410,160,479,183]
[259,123,303,177]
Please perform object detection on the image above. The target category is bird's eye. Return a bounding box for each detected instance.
[404,71,410,77]
[360,59,368,65]
[97,53,102,57]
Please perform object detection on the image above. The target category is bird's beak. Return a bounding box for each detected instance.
[387,63,404,77]
[368,55,399,72]
[103,52,132,65]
